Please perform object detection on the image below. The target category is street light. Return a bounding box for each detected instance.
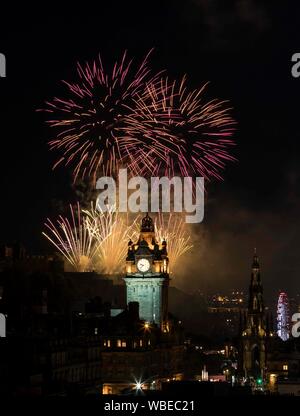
[135,382,142,390]
[256,378,263,386]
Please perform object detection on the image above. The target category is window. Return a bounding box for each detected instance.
[121,340,127,347]
[139,339,143,347]
[94,328,98,335]
[117,339,122,347]
[104,339,111,348]
[283,364,288,371]
[103,385,113,395]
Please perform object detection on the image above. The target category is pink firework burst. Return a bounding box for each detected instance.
[123,76,236,180]
[40,50,161,182]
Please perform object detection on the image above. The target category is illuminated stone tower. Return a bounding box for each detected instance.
[123,213,169,330]
[241,250,266,381]
[277,291,290,341]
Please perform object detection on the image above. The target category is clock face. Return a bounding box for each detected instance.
[137,258,150,272]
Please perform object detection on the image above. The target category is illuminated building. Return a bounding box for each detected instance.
[277,291,290,341]
[208,290,245,313]
[124,214,169,329]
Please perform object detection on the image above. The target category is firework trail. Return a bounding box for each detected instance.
[43,204,193,274]
[123,76,236,180]
[43,203,97,272]
[40,50,161,183]
[155,212,193,272]
[84,204,140,274]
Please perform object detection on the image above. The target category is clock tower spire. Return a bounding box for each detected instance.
[124,213,169,330]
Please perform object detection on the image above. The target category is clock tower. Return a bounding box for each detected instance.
[124,213,169,330]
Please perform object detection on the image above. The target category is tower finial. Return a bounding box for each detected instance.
[252,248,259,269]
[141,213,154,232]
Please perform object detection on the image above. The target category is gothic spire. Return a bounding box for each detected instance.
[252,247,260,270]
[248,249,264,315]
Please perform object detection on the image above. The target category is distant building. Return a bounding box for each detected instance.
[277,378,300,396]
[208,290,245,313]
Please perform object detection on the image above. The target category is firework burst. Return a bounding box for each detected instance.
[43,203,97,272]
[40,50,160,182]
[155,212,193,272]
[123,76,236,180]
[84,204,139,274]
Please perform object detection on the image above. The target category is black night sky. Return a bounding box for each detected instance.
[1,2,300,298]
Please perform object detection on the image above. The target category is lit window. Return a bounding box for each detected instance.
[103,340,107,347]
[94,328,98,335]
[121,341,126,347]
[107,340,111,347]
[283,364,288,371]
[139,339,143,347]
[103,385,113,395]
[117,339,122,347]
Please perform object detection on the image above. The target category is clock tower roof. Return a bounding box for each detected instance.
[135,238,152,255]
[141,213,154,232]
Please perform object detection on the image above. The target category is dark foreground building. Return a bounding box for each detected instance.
[0,215,184,397]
